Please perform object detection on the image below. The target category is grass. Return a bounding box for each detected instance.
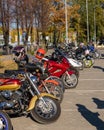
[0,45,50,74]
[0,55,18,73]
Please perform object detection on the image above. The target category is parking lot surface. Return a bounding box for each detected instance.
[10,55,104,130]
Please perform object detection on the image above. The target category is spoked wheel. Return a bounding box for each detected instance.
[30,96,61,124]
[0,110,13,130]
[44,82,64,103]
[93,51,101,59]
[83,59,93,68]
[62,73,78,89]
[45,76,65,92]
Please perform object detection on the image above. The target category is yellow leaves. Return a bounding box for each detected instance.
[46,1,81,42]
[67,5,80,19]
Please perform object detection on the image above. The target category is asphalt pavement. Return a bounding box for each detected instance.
[10,49,104,130]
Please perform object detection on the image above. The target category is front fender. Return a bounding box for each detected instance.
[44,79,59,85]
[27,93,57,111]
[67,70,74,75]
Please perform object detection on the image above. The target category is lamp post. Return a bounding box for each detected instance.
[94,6,96,44]
[94,2,104,44]
[86,0,89,43]
[65,0,68,44]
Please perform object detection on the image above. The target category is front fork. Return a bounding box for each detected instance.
[27,93,58,111]
[65,71,71,80]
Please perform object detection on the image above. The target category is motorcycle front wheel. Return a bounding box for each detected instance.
[62,73,78,89]
[30,96,61,124]
[0,110,13,130]
[83,59,93,68]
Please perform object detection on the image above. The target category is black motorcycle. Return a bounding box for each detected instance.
[0,64,61,124]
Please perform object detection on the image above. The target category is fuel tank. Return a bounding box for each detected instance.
[0,78,21,90]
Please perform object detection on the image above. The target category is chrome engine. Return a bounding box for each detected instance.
[0,90,22,111]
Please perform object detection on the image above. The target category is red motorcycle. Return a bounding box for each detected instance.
[43,50,79,89]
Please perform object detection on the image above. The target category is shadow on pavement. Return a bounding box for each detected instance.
[92,98,104,109]
[76,104,104,130]
[93,66,104,72]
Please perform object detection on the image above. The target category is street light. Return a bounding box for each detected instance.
[65,0,68,44]
[94,6,96,44]
[86,0,89,43]
[94,2,104,44]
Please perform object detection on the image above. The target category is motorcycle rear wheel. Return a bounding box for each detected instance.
[30,96,61,124]
[92,51,101,59]
[0,110,13,130]
[62,73,78,89]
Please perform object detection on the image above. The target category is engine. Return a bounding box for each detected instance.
[0,90,22,114]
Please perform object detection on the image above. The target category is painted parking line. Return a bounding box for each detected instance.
[65,89,104,93]
[80,71,104,73]
[62,108,104,112]
[79,79,104,81]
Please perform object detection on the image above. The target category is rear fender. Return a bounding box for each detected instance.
[27,93,57,111]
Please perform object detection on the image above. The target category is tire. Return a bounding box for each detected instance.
[95,51,101,59]
[92,51,101,59]
[30,96,61,124]
[0,110,13,130]
[83,59,93,68]
[46,76,65,92]
[45,81,64,103]
[62,73,78,89]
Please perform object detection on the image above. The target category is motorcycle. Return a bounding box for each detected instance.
[55,45,83,70]
[76,49,95,68]
[0,110,13,130]
[31,61,65,93]
[43,48,79,89]
[87,44,101,59]
[12,46,64,99]
[0,64,61,124]
[45,76,65,93]
[4,64,64,103]
[55,47,83,70]
[25,63,64,103]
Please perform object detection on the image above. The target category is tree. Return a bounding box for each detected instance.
[48,0,80,44]
[72,0,104,43]
[0,0,11,45]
